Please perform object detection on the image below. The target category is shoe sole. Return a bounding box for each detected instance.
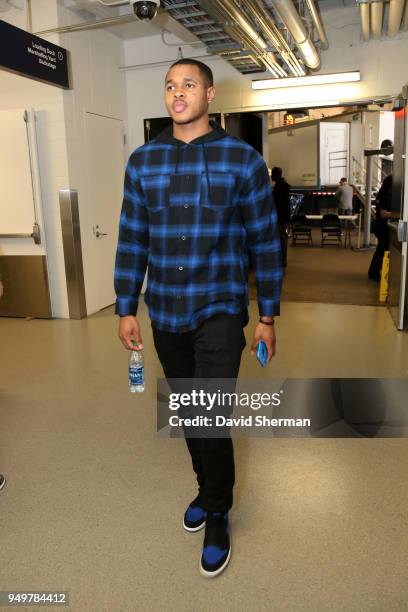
[183,518,206,532]
[199,541,231,578]
[0,477,6,491]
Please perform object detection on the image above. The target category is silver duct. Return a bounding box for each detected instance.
[199,0,287,76]
[360,3,370,42]
[304,0,329,50]
[388,0,405,36]
[269,0,321,70]
[360,0,406,41]
[246,0,305,76]
[402,3,408,30]
[371,2,384,39]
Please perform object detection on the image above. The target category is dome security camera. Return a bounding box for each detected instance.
[130,0,160,21]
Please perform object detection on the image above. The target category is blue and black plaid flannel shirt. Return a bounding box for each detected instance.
[114,122,282,333]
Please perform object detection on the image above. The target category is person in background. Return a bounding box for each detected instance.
[336,177,353,216]
[271,166,290,268]
[368,174,399,281]
[0,270,5,492]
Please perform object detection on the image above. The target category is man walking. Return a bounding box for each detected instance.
[114,59,282,578]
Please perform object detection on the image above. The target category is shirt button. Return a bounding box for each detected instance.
[178,266,184,271]
[181,235,186,240]
[184,204,189,209]
[176,295,183,300]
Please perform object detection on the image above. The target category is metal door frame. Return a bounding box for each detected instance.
[388,85,408,330]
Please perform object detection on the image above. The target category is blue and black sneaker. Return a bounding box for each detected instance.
[183,496,207,532]
[199,512,231,578]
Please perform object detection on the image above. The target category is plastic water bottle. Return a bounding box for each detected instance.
[129,347,144,393]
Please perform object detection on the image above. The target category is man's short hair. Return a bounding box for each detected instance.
[340,177,347,182]
[168,58,214,88]
[271,166,283,180]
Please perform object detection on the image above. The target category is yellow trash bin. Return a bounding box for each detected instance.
[379,250,390,303]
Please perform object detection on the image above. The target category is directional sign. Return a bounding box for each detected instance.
[0,19,70,89]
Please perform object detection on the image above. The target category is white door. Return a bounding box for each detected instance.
[85,112,125,312]
[319,122,350,186]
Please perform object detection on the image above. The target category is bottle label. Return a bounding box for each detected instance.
[129,366,144,386]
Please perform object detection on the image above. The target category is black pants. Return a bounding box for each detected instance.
[368,223,390,279]
[152,312,246,513]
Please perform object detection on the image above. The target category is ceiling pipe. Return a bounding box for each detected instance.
[245,0,305,76]
[371,2,383,39]
[220,0,271,51]
[230,25,285,76]
[360,3,370,42]
[199,0,287,76]
[304,0,329,50]
[269,0,321,70]
[27,0,32,32]
[34,12,141,34]
[388,0,405,36]
[401,3,408,30]
[98,0,127,5]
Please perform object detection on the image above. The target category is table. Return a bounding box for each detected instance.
[305,214,361,248]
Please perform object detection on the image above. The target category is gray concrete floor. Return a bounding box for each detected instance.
[0,301,408,611]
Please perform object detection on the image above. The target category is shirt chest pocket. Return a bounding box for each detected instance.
[139,174,170,212]
[140,173,202,210]
[200,172,237,209]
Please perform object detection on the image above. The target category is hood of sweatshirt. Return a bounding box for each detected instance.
[154,120,229,202]
[155,120,228,146]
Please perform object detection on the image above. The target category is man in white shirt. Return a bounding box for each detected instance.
[335,177,353,215]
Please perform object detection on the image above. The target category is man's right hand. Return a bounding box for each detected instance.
[118,315,143,351]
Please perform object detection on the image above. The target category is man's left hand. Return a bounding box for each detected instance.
[250,322,276,364]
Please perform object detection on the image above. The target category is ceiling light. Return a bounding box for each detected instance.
[269,100,341,109]
[252,71,361,90]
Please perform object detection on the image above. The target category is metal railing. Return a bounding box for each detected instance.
[0,223,41,244]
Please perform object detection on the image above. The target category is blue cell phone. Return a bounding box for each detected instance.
[257,341,268,368]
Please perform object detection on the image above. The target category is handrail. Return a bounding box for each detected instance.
[0,223,41,244]
[352,155,384,191]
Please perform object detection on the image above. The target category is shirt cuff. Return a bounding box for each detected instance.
[115,297,138,317]
[258,299,280,317]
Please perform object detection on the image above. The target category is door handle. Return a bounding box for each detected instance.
[397,220,407,242]
[94,225,108,238]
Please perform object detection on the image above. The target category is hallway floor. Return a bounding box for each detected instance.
[250,229,382,307]
[0,301,407,611]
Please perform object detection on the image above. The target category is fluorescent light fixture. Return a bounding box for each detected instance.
[269,100,340,109]
[252,71,361,90]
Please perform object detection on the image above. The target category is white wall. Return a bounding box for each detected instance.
[0,0,70,318]
[56,1,128,316]
[0,0,128,318]
[379,110,395,146]
[269,124,318,187]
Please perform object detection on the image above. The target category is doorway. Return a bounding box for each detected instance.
[84,112,126,314]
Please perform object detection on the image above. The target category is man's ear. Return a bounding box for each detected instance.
[207,85,215,103]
